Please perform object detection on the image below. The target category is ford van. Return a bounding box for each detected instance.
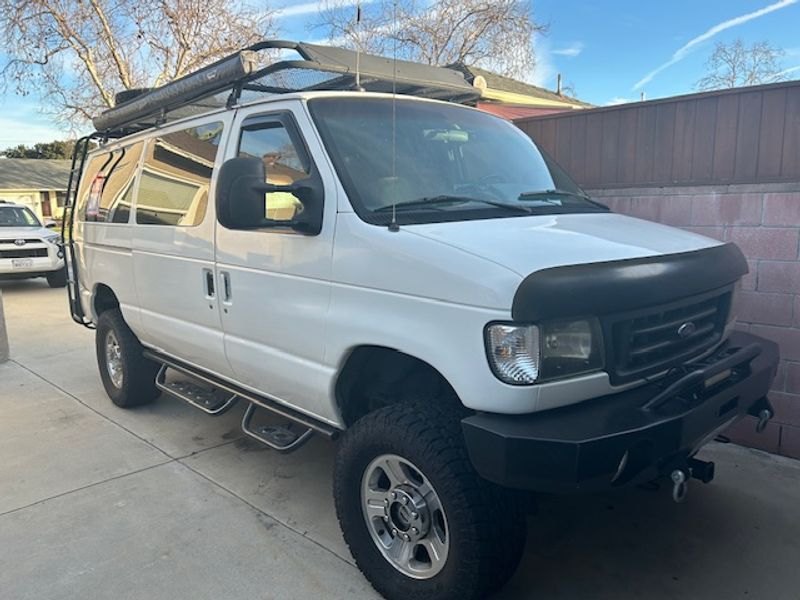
[62,41,779,600]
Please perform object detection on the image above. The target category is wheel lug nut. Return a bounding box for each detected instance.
[411,511,418,519]
[383,516,389,522]
[390,492,397,500]
[401,497,408,505]
[392,528,397,536]
[403,534,410,541]
[384,498,389,505]
[411,527,418,535]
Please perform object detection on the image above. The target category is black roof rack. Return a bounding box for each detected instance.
[92,40,482,134]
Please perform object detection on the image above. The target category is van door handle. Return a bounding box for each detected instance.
[220,271,232,303]
[203,269,215,298]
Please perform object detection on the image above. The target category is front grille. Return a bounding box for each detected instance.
[0,248,48,259]
[607,290,732,384]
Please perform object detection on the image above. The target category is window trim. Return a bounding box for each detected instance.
[228,109,324,235]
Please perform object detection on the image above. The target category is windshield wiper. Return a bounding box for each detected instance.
[375,195,533,214]
[518,189,609,210]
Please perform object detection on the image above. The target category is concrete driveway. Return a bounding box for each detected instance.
[2,280,799,600]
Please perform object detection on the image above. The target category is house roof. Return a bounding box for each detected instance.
[451,64,593,109]
[0,159,72,191]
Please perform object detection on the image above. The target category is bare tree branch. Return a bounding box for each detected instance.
[315,0,545,80]
[696,39,786,91]
[0,0,278,128]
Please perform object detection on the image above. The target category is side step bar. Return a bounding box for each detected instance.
[242,404,314,453]
[143,350,339,442]
[155,364,239,415]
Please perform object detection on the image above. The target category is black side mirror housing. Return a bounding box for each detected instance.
[216,156,323,234]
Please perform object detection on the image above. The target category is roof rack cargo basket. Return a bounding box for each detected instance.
[92,40,482,134]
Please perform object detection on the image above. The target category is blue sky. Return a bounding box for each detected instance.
[2,0,799,148]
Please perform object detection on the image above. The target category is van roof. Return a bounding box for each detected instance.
[92,40,481,136]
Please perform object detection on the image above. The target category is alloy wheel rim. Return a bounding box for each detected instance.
[361,453,449,579]
[105,330,124,389]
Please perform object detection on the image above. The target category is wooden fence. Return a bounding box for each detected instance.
[514,80,800,189]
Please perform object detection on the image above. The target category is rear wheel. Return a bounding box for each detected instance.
[95,308,160,407]
[46,267,67,288]
[334,402,526,600]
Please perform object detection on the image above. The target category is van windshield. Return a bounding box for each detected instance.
[308,97,606,226]
[0,205,41,227]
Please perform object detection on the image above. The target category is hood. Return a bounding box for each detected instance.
[405,212,721,276]
[0,225,54,241]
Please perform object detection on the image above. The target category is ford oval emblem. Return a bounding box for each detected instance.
[14,239,26,246]
[677,322,696,339]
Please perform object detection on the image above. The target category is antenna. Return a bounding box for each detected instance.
[388,0,399,232]
[354,3,365,92]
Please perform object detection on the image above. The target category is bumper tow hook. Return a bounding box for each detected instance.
[671,469,688,503]
[756,408,773,433]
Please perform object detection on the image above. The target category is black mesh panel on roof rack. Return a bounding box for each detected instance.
[243,68,342,93]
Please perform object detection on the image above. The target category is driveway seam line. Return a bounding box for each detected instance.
[0,459,173,518]
[11,358,175,461]
[176,458,359,569]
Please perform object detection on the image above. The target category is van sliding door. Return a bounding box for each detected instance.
[131,116,235,378]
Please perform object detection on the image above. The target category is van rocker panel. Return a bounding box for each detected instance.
[461,331,778,493]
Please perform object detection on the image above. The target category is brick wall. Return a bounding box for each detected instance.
[590,182,800,459]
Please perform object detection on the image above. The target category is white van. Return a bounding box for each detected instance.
[0,201,66,287]
[64,42,778,600]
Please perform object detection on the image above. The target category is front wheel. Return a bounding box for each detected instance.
[95,308,160,407]
[334,402,526,600]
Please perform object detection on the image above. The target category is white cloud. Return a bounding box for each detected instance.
[633,0,799,90]
[275,0,374,19]
[552,42,584,58]
[530,33,557,87]
[606,97,635,106]
[775,64,800,78]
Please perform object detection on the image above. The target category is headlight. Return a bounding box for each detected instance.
[485,318,604,385]
[43,235,61,245]
[539,318,604,381]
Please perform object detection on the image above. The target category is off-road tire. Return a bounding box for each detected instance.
[46,267,67,288]
[334,401,526,600]
[95,308,160,408]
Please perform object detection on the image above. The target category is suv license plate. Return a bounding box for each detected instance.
[12,258,34,269]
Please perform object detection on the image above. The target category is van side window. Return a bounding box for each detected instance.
[136,122,224,226]
[78,143,143,224]
[238,119,310,223]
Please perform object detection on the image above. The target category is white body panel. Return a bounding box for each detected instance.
[72,93,725,429]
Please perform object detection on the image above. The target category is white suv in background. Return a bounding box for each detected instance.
[0,201,66,287]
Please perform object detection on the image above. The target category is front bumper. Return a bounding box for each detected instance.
[0,251,63,276]
[462,331,778,493]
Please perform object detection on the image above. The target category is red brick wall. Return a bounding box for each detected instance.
[591,184,800,459]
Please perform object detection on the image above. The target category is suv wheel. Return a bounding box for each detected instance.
[95,308,160,408]
[334,402,526,600]
[46,266,67,288]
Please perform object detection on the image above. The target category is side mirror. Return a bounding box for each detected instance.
[44,219,57,228]
[216,156,323,234]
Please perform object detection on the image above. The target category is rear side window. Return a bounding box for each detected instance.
[136,122,224,226]
[78,146,143,224]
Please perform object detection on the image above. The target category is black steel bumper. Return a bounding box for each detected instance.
[462,331,779,493]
